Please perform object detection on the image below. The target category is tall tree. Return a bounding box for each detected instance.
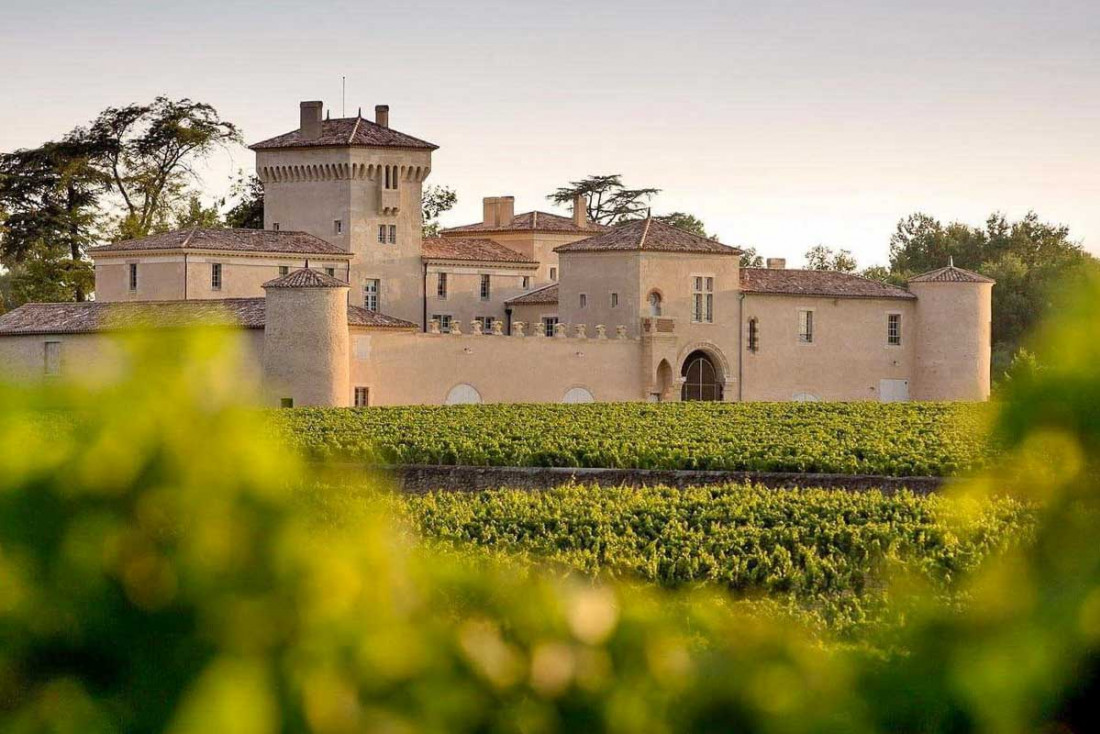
[81,97,241,240]
[804,244,858,273]
[422,184,457,237]
[224,173,264,229]
[0,137,105,302]
[739,246,764,268]
[548,175,659,226]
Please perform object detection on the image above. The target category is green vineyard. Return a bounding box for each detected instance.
[277,401,994,476]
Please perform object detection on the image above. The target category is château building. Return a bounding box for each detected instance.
[0,100,994,406]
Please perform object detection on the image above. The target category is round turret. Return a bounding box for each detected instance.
[262,268,350,407]
[909,261,995,401]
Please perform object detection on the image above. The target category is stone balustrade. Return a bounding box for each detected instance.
[425,318,633,340]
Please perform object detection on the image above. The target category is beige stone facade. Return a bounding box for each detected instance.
[0,98,994,407]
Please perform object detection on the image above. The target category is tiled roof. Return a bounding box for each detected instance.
[89,228,350,257]
[554,218,741,255]
[740,268,917,300]
[0,298,416,336]
[422,237,536,264]
[505,283,559,305]
[250,115,437,151]
[442,211,608,235]
[347,305,417,329]
[263,268,349,289]
[908,264,995,283]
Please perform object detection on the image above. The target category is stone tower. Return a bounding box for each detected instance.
[251,101,437,326]
[909,261,995,401]
[262,268,350,407]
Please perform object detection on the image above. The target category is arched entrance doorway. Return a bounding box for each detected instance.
[681,351,723,401]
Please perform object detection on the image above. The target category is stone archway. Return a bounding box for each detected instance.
[681,350,724,401]
[655,359,674,401]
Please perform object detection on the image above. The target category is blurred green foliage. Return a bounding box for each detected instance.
[277,401,992,476]
[2,275,1100,731]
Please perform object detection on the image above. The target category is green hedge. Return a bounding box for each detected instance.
[277,401,993,476]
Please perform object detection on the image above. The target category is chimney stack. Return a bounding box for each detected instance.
[300,101,323,140]
[572,194,588,228]
[482,196,515,228]
[375,104,390,128]
[766,258,786,270]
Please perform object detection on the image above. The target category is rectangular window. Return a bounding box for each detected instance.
[477,316,495,334]
[611,292,619,308]
[378,225,386,244]
[549,267,557,281]
[363,279,380,311]
[542,316,559,336]
[748,318,759,353]
[437,273,448,299]
[128,263,138,292]
[692,276,714,323]
[887,313,902,346]
[44,341,61,376]
[272,222,280,231]
[388,225,397,244]
[334,219,343,235]
[354,387,370,407]
[798,310,814,344]
[278,265,290,277]
[579,293,587,308]
[324,267,336,278]
[480,274,491,301]
[432,314,453,333]
[211,263,222,290]
[280,398,294,409]
[522,276,531,290]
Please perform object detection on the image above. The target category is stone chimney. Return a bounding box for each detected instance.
[482,196,515,228]
[375,104,390,128]
[766,258,786,270]
[572,194,588,228]
[300,101,323,140]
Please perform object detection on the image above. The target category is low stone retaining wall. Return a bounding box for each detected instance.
[372,464,947,495]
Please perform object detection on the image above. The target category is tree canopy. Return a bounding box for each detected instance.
[804,244,858,273]
[548,175,659,226]
[422,184,458,236]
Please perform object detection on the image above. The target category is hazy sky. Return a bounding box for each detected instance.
[2,0,1098,265]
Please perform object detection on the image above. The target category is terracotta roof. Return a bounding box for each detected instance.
[250,115,437,151]
[908,264,995,283]
[442,211,608,235]
[347,305,417,329]
[263,268,349,289]
[740,268,917,300]
[89,228,350,257]
[422,237,536,264]
[505,283,559,305]
[554,218,741,255]
[0,298,415,336]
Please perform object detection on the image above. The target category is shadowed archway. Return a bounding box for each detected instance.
[681,351,723,401]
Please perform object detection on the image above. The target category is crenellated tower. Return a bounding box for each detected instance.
[251,101,437,325]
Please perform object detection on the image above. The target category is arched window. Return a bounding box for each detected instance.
[562,387,595,404]
[681,350,723,401]
[444,383,482,405]
[648,291,663,317]
[791,392,820,402]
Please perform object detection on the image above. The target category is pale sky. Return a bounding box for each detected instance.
[2,0,1098,266]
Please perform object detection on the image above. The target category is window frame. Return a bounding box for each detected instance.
[432,313,453,333]
[522,276,531,290]
[691,274,714,323]
[378,225,386,244]
[476,315,495,334]
[278,265,290,277]
[363,278,380,311]
[479,274,491,301]
[579,293,587,309]
[210,262,222,291]
[542,315,559,336]
[886,312,902,346]
[128,263,138,292]
[549,267,557,281]
[798,308,815,345]
[354,386,370,407]
[388,225,397,244]
[334,219,343,235]
[437,272,448,299]
[747,317,759,353]
[611,292,619,308]
[43,340,61,377]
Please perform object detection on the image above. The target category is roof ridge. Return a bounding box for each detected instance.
[638,216,652,249]
[348,115,361,144]
[182,226,199,248]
